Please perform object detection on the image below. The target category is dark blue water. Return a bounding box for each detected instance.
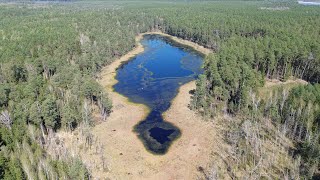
[113,34,203,154]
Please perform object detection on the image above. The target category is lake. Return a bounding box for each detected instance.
[298,1,320,5]
[113,34,204,154]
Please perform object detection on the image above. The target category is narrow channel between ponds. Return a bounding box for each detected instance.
[113,34,204,154]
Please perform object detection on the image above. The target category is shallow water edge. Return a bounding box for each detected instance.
[100,31,211,155]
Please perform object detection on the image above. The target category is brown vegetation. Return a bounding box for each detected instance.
[52,33,300,179]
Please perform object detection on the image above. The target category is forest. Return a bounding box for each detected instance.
[0,0,319,179]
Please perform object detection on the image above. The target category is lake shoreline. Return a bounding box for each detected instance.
[92,32,215,178]
[144,32,212,55]
[98,31,212,154]
[99,31,211,121]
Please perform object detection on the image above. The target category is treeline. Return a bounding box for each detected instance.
[151,2,320,178]
[125,1,318,178]
[0,0,319,178]
[0,3,158,178]
[278,85,320,178]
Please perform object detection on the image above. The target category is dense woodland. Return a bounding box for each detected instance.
[0,0,319,179]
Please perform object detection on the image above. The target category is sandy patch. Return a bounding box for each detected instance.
[91,81,218,179]
[96,32,214,179]
[264,78,308,88]
[97,32,215,179]
[58,32,217,179]
[258,78,308,100]
[98,33,146,91]
[50,32,299,179]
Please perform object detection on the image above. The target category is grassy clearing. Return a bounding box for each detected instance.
[258,78,308,101]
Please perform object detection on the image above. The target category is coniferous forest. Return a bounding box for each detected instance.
[0,0,319,179]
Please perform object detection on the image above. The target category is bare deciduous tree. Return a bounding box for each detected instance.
[0,110,12,129]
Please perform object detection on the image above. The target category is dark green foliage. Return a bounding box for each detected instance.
[281,85,320,178]
[41,95,59,130]
[82,79,100,100]
[298,140,320,179]
[0,84,10,108]
[2,157,25,180]
[61,103,80,131]
[50,157,90,180]
[29,102,42,126]
[165,1,320,178]
[0,0,319,179]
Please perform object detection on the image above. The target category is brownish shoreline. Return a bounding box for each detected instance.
[54,32,300,179]
[59,32,215,179]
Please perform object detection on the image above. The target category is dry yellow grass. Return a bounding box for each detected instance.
[55,32,219,179]
[258,78,308,100]
[52,32,299,179]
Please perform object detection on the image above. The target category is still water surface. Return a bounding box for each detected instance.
[114,34,203,154]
